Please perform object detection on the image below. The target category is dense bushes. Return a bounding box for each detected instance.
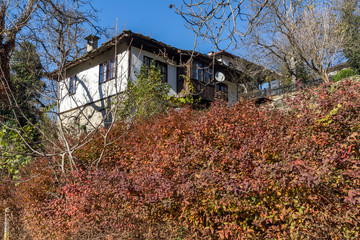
[333,68,357,82]
[4,79,360,239]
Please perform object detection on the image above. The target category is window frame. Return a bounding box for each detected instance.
[204,67,213,83]
[99,58,116,84]
[192,61,213,83]
[69,75,77,95]
[216,82,228,101]
[143,56,168,83]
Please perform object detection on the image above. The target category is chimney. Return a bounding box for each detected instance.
[85,34,100,52]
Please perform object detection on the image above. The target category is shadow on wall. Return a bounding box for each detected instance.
[64,76,117,130]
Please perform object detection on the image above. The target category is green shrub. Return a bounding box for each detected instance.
[121,61,171,120]
[333,68,357,82]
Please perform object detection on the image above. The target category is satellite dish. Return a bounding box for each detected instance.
[215,72,225,82]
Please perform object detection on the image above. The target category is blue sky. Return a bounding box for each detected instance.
[91,0,218,55]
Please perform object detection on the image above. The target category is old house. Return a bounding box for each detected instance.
[57,30,262,128]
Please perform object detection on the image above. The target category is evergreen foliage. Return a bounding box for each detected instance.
[333,68,357,82]
[0,42,44,178]
[280,61,311,85]
[341,0,360,73]
[10,41,44,122]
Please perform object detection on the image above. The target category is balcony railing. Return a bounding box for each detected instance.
[239,79,324,99]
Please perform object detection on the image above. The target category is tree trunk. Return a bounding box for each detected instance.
[289,56,297,85]
[0,43,13,107]
[320,71,330,83]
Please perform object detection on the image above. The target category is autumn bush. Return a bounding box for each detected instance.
[5,79,360,239]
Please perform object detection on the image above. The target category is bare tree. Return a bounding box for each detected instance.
[292,4,344,82]
[0,0,103,175]
[174,0,344,83]
[0,0,38,104]
[247,0,344,83]
[0,0,98,102]
[171,0,271,51]
[1,2,171,175]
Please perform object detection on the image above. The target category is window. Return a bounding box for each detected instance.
[192,61,213,83]
[192,61,203,81]
[143,56,167,83]
[69,75,77,95]
[216,83,228,101]
[144,56,152,68]
[157,61,167,83]
[99,58,116,83]
[205,67,213,83]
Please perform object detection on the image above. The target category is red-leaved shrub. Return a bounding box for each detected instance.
[7,79,360,239]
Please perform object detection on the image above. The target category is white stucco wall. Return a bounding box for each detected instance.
[216,56,230,66]
[58,44,180,116]
[216,55,245,72]
[58,43,244,120]
[130,46,177,96]
[58,44,129,113]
